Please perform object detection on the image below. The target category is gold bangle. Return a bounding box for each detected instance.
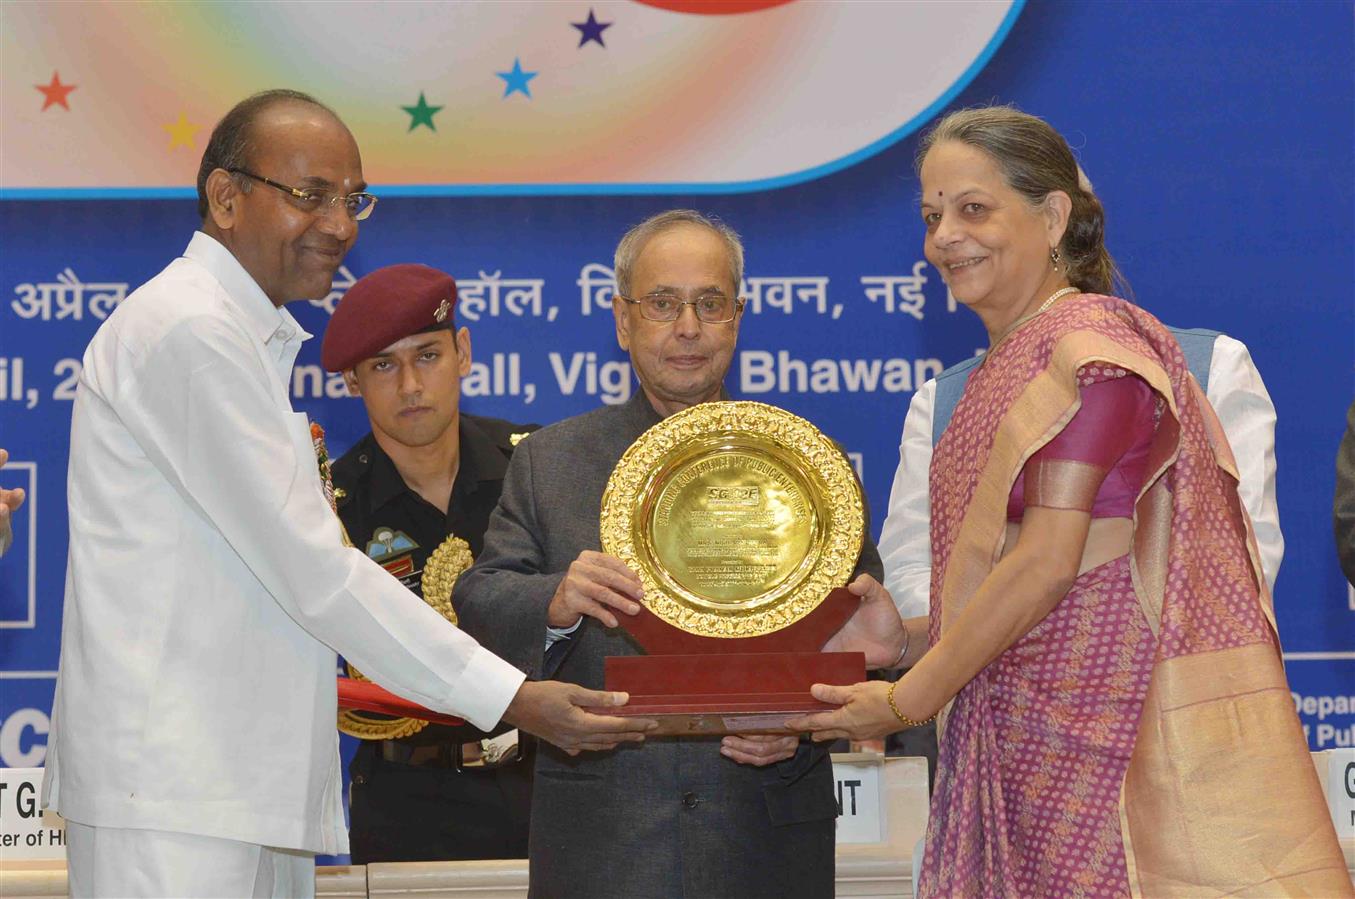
[887,680,936,729]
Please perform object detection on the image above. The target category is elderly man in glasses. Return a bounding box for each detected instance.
[44,89,654,899]
[455,209,887,899]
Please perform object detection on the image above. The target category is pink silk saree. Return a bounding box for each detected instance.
[918,294,1349,897]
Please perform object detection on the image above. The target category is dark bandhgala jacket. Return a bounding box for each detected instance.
[455,392,883,899]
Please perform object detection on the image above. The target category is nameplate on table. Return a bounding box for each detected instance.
[832,753,885,844]
[0,768,65,861]
[1327,748,1355,838]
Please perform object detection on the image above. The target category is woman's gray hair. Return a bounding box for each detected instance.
[613,209,745,298]
[916,106,1127,297]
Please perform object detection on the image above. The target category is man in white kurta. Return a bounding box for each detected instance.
[878,332,1283,620]
[44,90,649,898]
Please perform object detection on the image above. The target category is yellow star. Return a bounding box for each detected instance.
[161,112,201,150]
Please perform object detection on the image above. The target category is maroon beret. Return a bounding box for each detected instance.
[321,264,458,372]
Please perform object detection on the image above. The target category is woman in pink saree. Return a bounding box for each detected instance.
[792,108,1348,897]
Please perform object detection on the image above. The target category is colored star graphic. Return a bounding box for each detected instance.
[35,71,77,111]
[497,58,538,99]
[401,91,443,132]
[572,9,612,48]
[162,112,202,150]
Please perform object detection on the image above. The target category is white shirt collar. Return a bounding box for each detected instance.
[183,231,313,348]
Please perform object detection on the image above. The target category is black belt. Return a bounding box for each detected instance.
[378,740,480,769]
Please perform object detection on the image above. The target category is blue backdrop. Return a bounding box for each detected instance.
[2,1,1351,789]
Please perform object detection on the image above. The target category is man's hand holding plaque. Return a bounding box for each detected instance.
[547,550,644,630]
[502,682,653,756]
[821,573,908,669]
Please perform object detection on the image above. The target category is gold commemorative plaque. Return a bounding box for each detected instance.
[601,401,863,639]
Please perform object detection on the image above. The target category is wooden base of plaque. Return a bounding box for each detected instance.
[595,586,866,736]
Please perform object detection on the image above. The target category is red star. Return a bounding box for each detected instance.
[35,72,77,111]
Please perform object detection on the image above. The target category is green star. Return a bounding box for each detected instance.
[401,91,443,133]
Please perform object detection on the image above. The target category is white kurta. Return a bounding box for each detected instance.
[43,232,525,854]
[878,334,1283,619]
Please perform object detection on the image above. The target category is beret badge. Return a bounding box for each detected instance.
[321,263,460,372]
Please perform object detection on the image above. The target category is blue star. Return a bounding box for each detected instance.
[497,57,538,99]
[572,8,612,48]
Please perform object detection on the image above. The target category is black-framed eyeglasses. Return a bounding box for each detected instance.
[617,292,744,324]
[228,168,378,221]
